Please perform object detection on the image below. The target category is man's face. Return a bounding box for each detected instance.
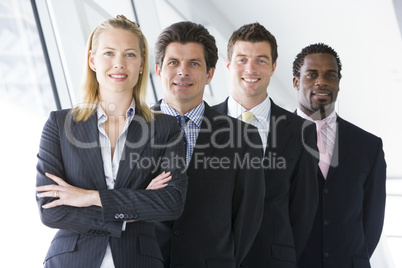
[293,53,340,117]
[156,42,214,112]
[227,41,277,104]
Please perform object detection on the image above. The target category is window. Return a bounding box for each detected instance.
[0,0,57,266]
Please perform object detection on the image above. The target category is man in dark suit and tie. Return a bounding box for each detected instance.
[213,22,319,267]
[153,21,265,268]
[293,43,387,268]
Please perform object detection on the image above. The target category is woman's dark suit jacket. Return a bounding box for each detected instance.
[36,109,188,268]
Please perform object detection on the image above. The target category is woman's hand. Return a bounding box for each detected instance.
[36,173,101,208]
[146,171,172,190]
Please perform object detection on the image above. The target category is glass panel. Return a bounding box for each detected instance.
[37,0,140,106]
[0,0,58,267]
[0,0,56,114]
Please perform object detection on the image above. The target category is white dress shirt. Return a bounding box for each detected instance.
[228,94,271,153]
[98,98,136,268]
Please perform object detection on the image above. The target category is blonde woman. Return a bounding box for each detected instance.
[36,15,187,268]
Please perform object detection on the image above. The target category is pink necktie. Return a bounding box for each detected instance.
[316,120,331,178]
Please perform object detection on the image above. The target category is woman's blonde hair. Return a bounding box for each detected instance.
[72,15,152,122]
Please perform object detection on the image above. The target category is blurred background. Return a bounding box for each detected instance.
[1,0,401,266]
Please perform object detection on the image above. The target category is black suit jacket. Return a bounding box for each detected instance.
[298,116,386,268]
[36,109,188,268]
[214,98,319,268]
[154,101,265,268]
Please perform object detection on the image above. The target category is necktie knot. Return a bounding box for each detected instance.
[315,120,327,132]
[176,115,189,128]
[241,111,255,123]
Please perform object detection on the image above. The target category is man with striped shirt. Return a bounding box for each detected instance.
[294,43,386,268]
[214,22,319,267]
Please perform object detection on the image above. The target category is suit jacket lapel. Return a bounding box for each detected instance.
[266,99,291,156]
[214,98,292,176]
[216,98,292,156]
[114,112,152,189]
[152,101,226,173]
[213,97,228,115]
[187,103,226,169]
[326,116,352,179]
[71,113,107,190]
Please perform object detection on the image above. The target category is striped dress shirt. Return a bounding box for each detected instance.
[297,108,337,164]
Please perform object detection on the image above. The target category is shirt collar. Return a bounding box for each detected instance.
[228,94,271,122]
[296,108,337,130]
[161,99,205,128]
[97,98,136,124]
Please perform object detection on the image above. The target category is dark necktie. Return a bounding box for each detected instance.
[176,115,189,153]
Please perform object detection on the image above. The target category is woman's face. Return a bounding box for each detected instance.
[89,28,144,97]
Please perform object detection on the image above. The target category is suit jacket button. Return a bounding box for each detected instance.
[132,213,138,219]
[323,188,329,193]
[115,214,120,219]
[324,220,330,225]
[324,252,329,258]
[173,229,181,236]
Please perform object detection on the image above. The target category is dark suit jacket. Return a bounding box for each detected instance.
[154,101,265,268]
[298,116,386,268]
[36,109,188,268]
[214,98,319,268]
